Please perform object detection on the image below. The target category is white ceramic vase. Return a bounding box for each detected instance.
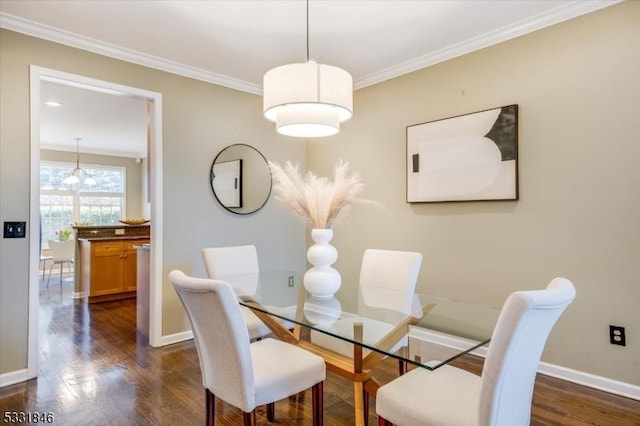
[303,228,342,299]
[304,296,343,325]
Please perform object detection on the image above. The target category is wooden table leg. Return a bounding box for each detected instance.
[354,381,365,426]
[244,298,384,426]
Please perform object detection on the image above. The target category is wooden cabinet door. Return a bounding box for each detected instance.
[90,242,124,297]
[122,240,147,292]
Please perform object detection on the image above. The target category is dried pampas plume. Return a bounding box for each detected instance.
[269,160,365,229]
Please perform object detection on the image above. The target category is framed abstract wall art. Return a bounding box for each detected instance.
[407,104,518,203]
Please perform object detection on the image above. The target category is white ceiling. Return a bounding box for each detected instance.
[39,80,149,158]
[0,0,620,157]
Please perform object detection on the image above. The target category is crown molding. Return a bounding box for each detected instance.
[1,0,621,93]
[355,0,622,89]
[0,12,262,95]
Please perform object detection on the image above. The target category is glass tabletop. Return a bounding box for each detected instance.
[230,270,501,370]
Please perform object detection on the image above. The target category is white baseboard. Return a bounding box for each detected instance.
[537,362,640,401]
[408,327,640,401]
[160,330,193,346]
[0,368,33,388]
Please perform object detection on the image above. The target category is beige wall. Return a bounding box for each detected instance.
[1,1,638,387]
[308,1,640,384]
[40,149,145,219]
[0,29,306,374]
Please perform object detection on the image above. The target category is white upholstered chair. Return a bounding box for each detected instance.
[169,270,326,426]
[376,277,576,426]
[46,239,75,287]
[310,249,422,424]
[202,245,272,340]
[310,249,423,370]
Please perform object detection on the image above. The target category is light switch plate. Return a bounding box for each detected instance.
[4,221,26,238]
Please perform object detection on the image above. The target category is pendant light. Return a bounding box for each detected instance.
[263,0,353,138]
[63,138,96,186]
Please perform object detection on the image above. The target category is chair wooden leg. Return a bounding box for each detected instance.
[312,381,324,426]
[363,390,369,426]
[378,416,392,426]
[266,402,275,421]
[398,359,408,376]
[243,410,256,426]
[206,389,215,426]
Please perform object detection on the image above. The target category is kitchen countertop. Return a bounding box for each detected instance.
[74,224,150,240]
[77,236,151,242]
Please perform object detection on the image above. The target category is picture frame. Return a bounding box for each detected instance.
[211,159,243,208]
[407,104,518,203]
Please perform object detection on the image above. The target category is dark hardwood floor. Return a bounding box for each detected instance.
[1,273,639,425]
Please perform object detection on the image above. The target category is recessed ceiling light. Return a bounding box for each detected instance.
[44,100,62,107]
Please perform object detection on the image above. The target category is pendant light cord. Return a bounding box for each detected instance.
[75,138,81,169]
[306,0,310,62]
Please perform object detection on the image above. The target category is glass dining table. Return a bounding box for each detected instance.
[228,271,501,426]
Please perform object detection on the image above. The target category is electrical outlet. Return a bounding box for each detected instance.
[288,275,295,287]
[609,325,626,346]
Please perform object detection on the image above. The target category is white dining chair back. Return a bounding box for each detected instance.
[169,270,326,426]
[479,277,576,425]
[310,249,423,378]
[202,245,272,340]
[202,245,260,295]
[46,239,75,287]
[171,270,253,409]
[376,277,576,426]
[202,245,259,277]
[358,249,422,315]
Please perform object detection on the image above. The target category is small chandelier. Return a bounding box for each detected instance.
[263,0,353,138]
[63,138,96,186]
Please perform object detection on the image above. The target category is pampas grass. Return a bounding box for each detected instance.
[269,160,364,229]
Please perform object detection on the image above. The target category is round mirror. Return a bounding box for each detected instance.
[210,144,272,215]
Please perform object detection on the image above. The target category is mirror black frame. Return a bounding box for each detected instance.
[209,144,272,215]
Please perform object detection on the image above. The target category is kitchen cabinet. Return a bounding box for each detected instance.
[79,238,149,303]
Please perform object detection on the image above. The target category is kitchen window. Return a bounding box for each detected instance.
[40,161,126,246]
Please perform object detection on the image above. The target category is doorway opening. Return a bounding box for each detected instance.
[28,66,164,380]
